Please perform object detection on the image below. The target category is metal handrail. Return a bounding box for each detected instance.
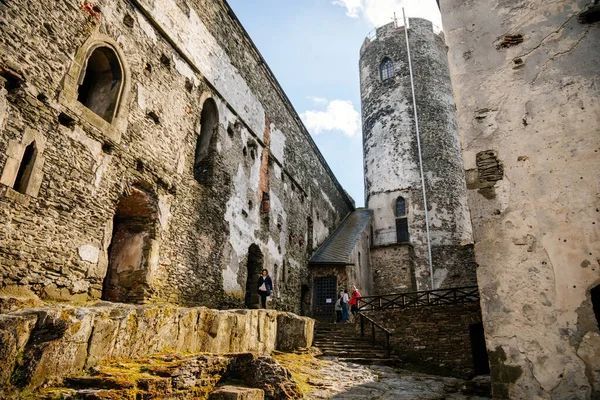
[358,312,391,357]
[359,285,480,311]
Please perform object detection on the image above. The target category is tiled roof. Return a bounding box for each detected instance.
[309,209,372,265]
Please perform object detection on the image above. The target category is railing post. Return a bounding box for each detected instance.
[372,323,375,343]
[378,297,382,310]
[360,315,364,337]
[386,333,390,358]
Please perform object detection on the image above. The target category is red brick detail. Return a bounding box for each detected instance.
[81,1,102,21]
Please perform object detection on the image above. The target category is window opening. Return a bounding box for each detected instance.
[194,98,219,184]
[78,47,123,122]
[395,196,409,243]
[380,57,394,81]
[13,142,37,194]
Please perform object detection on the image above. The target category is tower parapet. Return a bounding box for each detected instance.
[359,18,475,291]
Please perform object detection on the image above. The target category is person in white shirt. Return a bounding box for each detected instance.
[341,289,349,322]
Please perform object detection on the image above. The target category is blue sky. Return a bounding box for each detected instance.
[228,0,441,207]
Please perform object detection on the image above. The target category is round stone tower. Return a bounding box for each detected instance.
[360,18,475,291]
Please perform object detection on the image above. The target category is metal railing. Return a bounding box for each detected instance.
[358,312,391,357]
[358,285,480,311]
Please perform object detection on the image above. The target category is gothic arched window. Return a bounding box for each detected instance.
[380,57,394,81]
[395,196,409,243]
[78,47,124,122]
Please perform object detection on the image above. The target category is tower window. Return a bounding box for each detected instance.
[395,196,409,243]
[78,47,124,122]
[380,57,394,81]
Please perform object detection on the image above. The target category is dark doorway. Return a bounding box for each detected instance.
[13,141,37,194]
[245,244,264,309]
[78,46,123,122]
[313,276,337,319]
[102,187,157,303]
[592,284,600,329]
[469,323,490,375]
[300,284,310,316]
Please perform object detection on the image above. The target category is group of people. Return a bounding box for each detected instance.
[256,270,362,322]
[335,285,361,323]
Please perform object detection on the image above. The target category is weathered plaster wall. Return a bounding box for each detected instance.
[346,221,374,296]
[0,0,353,313]
[360,18,474,290]
[440,0,600,397]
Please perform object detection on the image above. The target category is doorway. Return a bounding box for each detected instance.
[245,244,264,308]
[102,187,158,303]
[313,276,337,319]
[469,322,490,375]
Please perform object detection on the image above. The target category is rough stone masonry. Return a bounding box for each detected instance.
[0,0,354,313]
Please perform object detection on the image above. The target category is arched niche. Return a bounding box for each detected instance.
[60,34,131,143]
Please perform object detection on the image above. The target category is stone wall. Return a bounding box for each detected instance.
[439,0,600,398]
[359,18,474,290]
[370,244,416,294]
[0,0,353,312]
[367,303,484,378]
[0,303,314,392]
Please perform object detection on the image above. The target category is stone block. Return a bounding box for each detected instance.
[276,312,314,351]
[209,385,265,400]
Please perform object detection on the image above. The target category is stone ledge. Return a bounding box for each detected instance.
[0,303,314,392]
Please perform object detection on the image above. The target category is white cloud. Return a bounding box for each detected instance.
[332,0,363,18]
[301,99,360,137]
[333,0,442,30]
[307,96,328,105]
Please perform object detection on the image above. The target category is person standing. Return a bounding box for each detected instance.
[257,269,273,309]
[349,285,361,320]
[334,293,343,323]
[341,289,349,322]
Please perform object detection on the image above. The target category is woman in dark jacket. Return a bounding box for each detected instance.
[257,269,273,309]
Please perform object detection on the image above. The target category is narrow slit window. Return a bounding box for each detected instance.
[13,141,37,194]
[380,57,394,81]
[78,47,124,122]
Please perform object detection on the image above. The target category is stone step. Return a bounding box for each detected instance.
[209,385,265,400]
[315,346,387,353]
[320,350,388,358]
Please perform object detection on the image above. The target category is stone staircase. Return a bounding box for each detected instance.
[313,321,394,365]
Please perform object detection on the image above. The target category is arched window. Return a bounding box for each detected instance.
[78,47,124,122]
[395,196,409,243]
[13,141,37,194]
[396,197,406,217]
[380,57,394,81]
[194,98,219,184]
